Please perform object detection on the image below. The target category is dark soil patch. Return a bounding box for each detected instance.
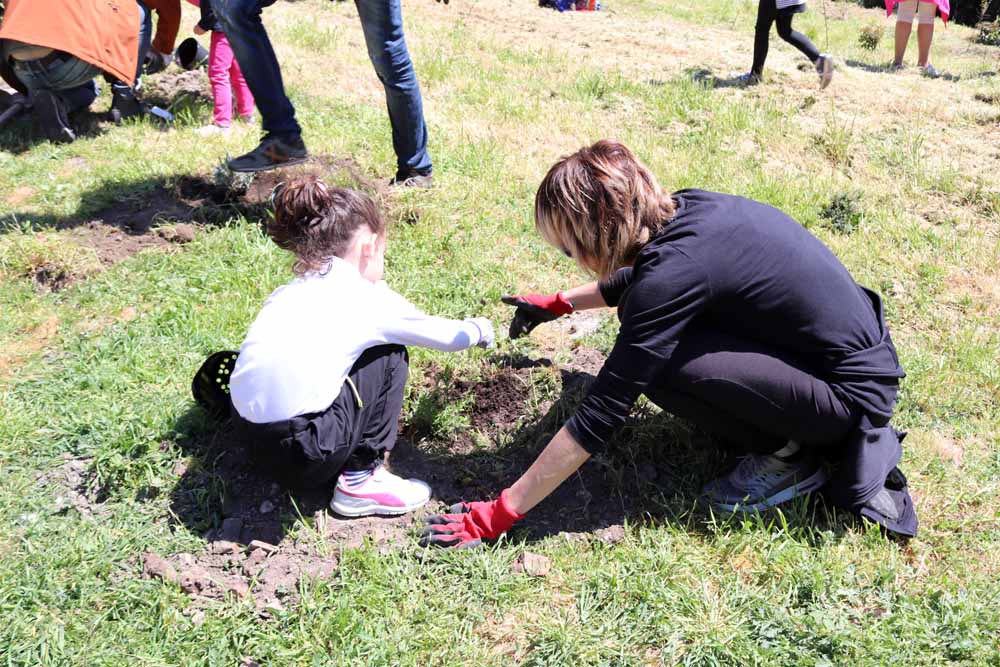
[164,345,710,610]
[29,262,74,292]
[38,154,374,278]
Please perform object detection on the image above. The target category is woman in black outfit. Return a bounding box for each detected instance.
[420,140,916,549]
[742,0,834,88]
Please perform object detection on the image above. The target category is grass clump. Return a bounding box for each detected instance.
[976,21,1000,46]
[857,22,883,50]
[820,191,865,235]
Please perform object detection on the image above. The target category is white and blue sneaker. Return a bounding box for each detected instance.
[702,442,828,512]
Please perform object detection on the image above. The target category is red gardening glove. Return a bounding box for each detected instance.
[501,292,574,339]
[419,489,525,549]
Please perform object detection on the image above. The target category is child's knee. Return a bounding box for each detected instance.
[896,0,918,23]
[916,0,936,24]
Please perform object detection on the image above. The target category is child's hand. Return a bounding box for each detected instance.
[466,317,495,349]
[194,25,207,35]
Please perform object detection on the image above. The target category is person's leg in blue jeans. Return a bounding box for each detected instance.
[214,0,300,139]
[12,56,101,142]
[355,0,432,181]
[111,0,153,121]
[213,0,307,171]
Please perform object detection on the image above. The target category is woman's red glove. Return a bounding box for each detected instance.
[501,292,574,339]
[419,489,525,549]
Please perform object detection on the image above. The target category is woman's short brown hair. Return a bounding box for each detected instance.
[534,140,676,278]
[267,177,386,276]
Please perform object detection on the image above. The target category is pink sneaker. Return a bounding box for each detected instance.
[330,466,431,517]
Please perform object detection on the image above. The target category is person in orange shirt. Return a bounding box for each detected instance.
[0,0,179,141]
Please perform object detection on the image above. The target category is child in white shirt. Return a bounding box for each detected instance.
[228,178,494,517]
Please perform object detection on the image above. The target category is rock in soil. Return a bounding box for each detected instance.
[142,552,178,584]
[178,566,213,595]
[248,539,279,554]
[512,552,551,577]
[595,525,626,545]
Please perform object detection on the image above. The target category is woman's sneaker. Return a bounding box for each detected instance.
[702,447,829,512]
[815,54,834,89]
[330,465,431,517]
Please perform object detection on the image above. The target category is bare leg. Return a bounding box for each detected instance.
[894,20,912,66]
[916,22,934,67]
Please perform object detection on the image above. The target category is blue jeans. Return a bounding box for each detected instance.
[113,0,152,94]
[11,55,101,113]
[214,0,432,173]
[356,0,431,174]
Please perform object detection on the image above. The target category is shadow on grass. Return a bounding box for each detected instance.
[685,67,751,89]
[166,351,859,551]
[0,172,272,235]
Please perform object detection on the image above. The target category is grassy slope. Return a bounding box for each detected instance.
[1,0,999,664]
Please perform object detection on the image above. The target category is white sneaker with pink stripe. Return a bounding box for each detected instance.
[330,465,431,517]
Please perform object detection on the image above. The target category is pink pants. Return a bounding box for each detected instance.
[208,31,254,127]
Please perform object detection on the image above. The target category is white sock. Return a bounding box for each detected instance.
[773,440,800,458]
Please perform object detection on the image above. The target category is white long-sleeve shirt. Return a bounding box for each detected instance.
[230,257,485,423]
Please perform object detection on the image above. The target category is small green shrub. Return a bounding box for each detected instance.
[820,191,865,235]
[977,21,1000,46]
[858,23,884,50]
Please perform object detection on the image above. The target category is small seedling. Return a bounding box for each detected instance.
[858,23,883,51]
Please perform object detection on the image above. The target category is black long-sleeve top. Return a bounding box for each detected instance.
[195,0,222,33]
[565,189,905,454]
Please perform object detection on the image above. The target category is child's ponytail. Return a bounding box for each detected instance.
[267,177,385,276]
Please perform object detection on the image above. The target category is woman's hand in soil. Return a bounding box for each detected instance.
[419,489,524,548]
[501,292,574,339]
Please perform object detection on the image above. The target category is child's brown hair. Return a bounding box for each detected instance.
[534,140,676,279]
[267,177,386,276]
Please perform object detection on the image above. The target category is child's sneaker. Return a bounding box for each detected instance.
[702,445,828,512]
[815,54,834,89]
[921,63,939,78]
[330,465,431,517]
[735,72,762,87]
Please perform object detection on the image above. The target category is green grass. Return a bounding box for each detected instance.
[1,0,999,664]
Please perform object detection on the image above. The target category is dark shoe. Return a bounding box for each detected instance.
[110,85,144,124]
[390,168,434,189]
[702,447,829,512]
[735,72,762,87]
[32,90,75,143]
[228,134,308,173]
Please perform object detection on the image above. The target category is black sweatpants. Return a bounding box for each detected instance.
[751,0,821,76]
[233,344,409,489]
[645,329,862,454]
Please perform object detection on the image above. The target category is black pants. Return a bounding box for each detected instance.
[233,345,409,489]
[751,0,820,76]
[646,329,862,455]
